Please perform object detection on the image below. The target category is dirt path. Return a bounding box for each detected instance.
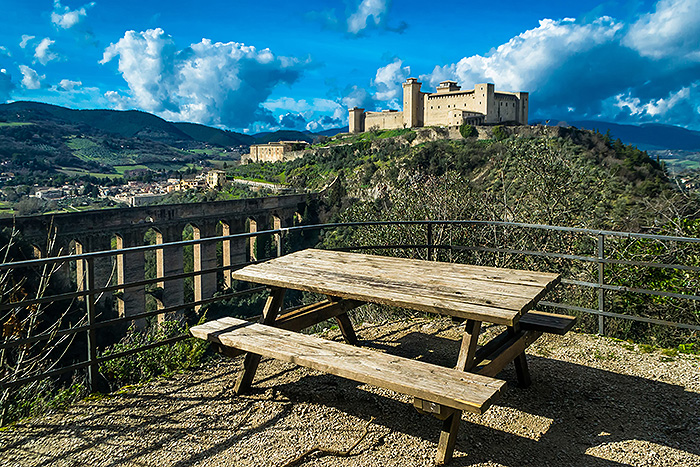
[1,318,699,467]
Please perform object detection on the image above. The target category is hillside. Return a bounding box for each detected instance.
[554,120,700,152]
[229,125,697,232]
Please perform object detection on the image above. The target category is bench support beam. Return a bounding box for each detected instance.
[436,409,461,465]
[234,287,286,394]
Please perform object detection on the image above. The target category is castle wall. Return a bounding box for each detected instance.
[364,110,405,131]
[349,78,528,132]
[424,91,480,126]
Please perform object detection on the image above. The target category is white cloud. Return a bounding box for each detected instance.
[20,35,35,49]
[624,0,700,61]
[341,84,372,109]
[347,0,388,34]
[0,46,10,57]
[58,79,82,91]
[35,38,59,65]
[614,85,695,117]
[51,0,95,29]
[422,17,623,92]
[373,58,409,105]
[100,28,309,129]
[19,65,43,89]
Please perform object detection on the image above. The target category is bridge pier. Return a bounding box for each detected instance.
[116,232,146,329]
[192,223,218,313]
[156,227,185,323]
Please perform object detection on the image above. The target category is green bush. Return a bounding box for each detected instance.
[459,124,478,138]
[99,320,209,389]
[492,125,508,141]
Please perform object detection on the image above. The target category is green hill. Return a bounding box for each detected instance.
[228,125,693,232]
[0,101,253,148]
[172,122,255,147]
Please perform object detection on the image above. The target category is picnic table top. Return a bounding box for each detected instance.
[231,249,561,326]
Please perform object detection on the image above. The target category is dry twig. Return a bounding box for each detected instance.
[280,416,375,467]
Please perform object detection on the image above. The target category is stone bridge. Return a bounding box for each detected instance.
[0,194,313,326]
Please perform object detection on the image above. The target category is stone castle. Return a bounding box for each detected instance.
[349,78,528,133]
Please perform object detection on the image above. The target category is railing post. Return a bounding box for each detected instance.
[84,257,99,392]
[597,234,605,335]
[427,223,434,261]
[276,229,283,257]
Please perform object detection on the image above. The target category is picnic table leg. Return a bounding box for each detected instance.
[508,323,532,388]
[234,287,286,394]
[436,409,461,465]
[334,313,358,345]
[455,319,482,371]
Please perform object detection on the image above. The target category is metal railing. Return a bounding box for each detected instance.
[1,220,698,393]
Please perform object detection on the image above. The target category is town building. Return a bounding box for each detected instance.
[206,170,227,188]
[243,141,310,163]
[349,78,528,133]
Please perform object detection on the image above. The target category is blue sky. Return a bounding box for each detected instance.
[1,0,699,133]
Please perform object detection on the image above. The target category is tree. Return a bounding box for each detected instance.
[459,123,478,139]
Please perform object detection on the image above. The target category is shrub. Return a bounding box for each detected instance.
[99,319,209,389]
[492,125,508,141]
[459,124,478,138]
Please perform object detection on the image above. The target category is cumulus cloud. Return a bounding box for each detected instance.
[51,0,95,29]
[35,38,59,65]
[0,46,10,57]
[625,0,700,61]
[19,65,43,89]
[308,0,406,35]
[341,84,373,110]
[20,35,35,49]
[100,28,309,129]
[279,112,307,129]
[419,1,700,129]
[261,97,346,131]
[0,69,14,101]
[348,0,387,34]
[373,58,409,105]
[58,78,82,91]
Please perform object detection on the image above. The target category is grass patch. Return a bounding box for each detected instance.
[0,122,33,127]
[113,164,149,174]
[57,169,122,179]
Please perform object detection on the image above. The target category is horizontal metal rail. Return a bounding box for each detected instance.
[1,218,698,396]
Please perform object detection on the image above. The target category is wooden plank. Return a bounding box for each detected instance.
[275,299,364,332]
[241,251,559,302]
[455,320,481,371]
[234,288,285,394]
[520,310,576,335]
[477,330,542,378]
[191,316,506,414]
[231,249,561,325]
[276,250,560,288]
[436,410,461,465]
[232,268,531,325]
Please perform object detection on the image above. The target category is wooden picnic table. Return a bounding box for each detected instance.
[192,248,571,464]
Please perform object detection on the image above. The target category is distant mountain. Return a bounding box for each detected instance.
[253,130,315,144]
[172,122,254,147]
[556,120,700,152]
[316,126,348,137]
[0,101,253,148]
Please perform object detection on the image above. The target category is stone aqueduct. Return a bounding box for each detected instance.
[0,194,313,325]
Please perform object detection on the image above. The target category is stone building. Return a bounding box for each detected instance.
[349,78,528,133]
[244,141,310,163]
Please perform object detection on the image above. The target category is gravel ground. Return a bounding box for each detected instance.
[1,317,699,467]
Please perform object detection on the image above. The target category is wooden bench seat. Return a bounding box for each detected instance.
[190,316,506,415]
[519,310,576,335]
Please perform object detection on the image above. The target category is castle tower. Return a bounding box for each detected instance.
[515,92,529,125]
[348,107,365,133]
[402,78,423,128]
[475,83,496,123]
